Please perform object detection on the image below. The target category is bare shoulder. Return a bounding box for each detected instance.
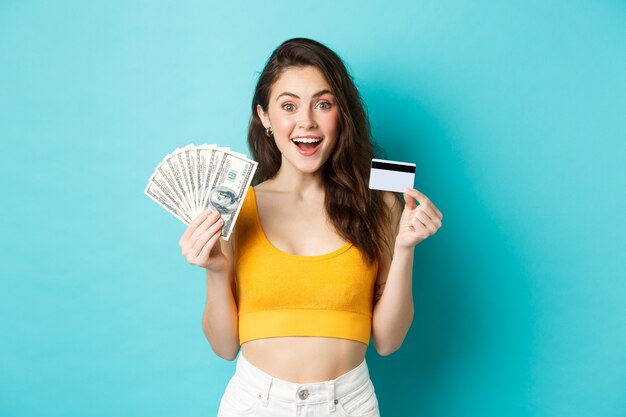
[382,191,400,208]
[250,181,277,210]
[382,191,402,223]
[252,179,274,194]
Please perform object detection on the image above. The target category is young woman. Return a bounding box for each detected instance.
[179,38,443,417]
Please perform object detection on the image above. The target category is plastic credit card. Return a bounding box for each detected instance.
[368,158,416,193]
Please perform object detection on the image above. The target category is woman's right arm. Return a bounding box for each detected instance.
[179,210,241,361]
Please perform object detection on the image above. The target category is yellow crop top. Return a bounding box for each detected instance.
[234,186,379,346]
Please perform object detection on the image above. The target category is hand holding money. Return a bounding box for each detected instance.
[179,210,228,272]
[144,144,258,240]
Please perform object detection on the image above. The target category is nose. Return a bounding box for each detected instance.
[297,108,317,129]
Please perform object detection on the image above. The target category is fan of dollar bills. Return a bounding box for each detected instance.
[144,144,258,240]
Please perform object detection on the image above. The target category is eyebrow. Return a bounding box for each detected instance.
[275,89,334,102]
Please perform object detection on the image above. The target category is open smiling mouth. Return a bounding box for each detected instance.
[291,137,323,155]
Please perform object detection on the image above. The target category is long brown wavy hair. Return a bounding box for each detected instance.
[247,38,398,264]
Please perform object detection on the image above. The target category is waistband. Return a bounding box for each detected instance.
[233,351,371,410]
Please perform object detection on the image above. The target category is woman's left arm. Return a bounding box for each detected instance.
[371,188,443,356]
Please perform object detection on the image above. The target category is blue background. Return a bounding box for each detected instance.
[1,1,624,416]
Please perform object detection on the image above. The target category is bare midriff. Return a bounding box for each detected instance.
[241,336,368,383]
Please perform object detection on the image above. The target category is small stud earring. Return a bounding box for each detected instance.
[265,126,273,137]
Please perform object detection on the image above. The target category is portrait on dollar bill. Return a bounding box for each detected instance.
[208,186,238,214]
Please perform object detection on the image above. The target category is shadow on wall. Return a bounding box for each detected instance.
[363,84,534,416]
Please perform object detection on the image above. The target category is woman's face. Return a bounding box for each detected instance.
[257,66,340,176]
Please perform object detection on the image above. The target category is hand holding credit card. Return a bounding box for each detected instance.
[368,158,416,193]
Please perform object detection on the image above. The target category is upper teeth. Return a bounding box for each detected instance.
[292,137,322,143]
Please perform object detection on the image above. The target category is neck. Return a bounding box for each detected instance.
[269,162,326,197]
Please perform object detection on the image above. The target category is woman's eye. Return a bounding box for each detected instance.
[317,101,332,110]
[282,103,295,111]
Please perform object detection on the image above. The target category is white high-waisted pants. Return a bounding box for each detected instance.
[217,351,380,417]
